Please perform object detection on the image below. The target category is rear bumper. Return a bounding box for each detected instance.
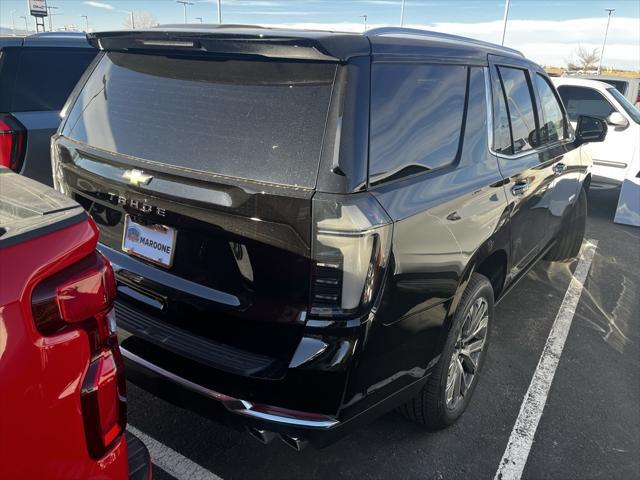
[121,344,429,448]
[121,347,343,447]
[126,430,152,480]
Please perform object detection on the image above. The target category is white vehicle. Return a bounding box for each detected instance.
[553,77,639,184]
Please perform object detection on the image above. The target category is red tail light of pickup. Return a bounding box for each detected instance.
[31,251,126,459]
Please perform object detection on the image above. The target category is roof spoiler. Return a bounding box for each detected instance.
[86,29,358,62]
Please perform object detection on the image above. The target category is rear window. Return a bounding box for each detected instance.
[598,79,628,95]
[10,48,96,111]
[62,52,337,189]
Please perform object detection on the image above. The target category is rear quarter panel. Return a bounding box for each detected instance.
[342,66,510,410]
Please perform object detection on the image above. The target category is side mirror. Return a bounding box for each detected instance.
[606,112,629,129]
[574,115,608,145]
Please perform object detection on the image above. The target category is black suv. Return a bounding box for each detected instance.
[51,26,606,449]
[0,32,96,185]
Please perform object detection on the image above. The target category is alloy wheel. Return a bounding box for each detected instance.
[445,297,489,410]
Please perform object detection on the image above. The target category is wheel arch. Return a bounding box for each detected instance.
[447,237,510,322]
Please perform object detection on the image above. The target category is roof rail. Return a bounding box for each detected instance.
[28,31,87,37]
[365,27,523,57]
[155,23,266,30]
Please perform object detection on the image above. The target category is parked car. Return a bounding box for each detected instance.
[0,169,151,479]
[51,26,606,449]
[0,32,96,185]
[563,73,640,107]
[553,77,640,183]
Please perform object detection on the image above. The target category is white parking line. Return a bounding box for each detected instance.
[127,425,223,480]
[494,240,598,480]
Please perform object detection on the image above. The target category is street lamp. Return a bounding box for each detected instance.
[195,17,203,23]
[360,14,368,32]
[400,0,406,27]
[126,11,135,29]
[81,15,89,31]
[46,5,59,31]
[597,9,615,75]
[10,10,16,33]
[19,15,28,34]
[501,0,511,45]
[176,0,194,23]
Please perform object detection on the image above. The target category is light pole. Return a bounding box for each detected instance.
[360,14,368,32]
[10,10,16,33]
[500,0,510,45]
[195,17,203,23]
[597,9,615,75]
[46,5,59,31]
[128,11,135,29]
[81,15,89,31]
[217,0,222,24]
[19,15,28,34]
[176,0,194,23]
[400,0,405,27]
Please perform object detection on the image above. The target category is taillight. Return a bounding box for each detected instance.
[31,252,125,459]
[310,193,393,318]
[0,114,26,172]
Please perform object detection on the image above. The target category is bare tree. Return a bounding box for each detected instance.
[124,11,157,29]
[565,45,600,72]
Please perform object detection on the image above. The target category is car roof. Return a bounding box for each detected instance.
[88,25,524,63]
[577,74,637,82]
[0,32,93,49]
[552,77,617,91]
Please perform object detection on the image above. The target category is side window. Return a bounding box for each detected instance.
[557,86,615,122]
[11,48,97,111]
[369,63,467,185]
[497,66,538,154]
[534,74,567,144]
[492,68,512,155]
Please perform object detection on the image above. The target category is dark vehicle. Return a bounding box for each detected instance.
[51,26,606,449]
[0,33,96,185]
[0,169,151,479]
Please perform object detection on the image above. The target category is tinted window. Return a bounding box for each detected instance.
[11,48,96,111]
[557,86,615,121]
[369,64,467,184]
[63,52,336,188]
[534,74,566,144]
[492,69,512,155]
[497,66,538,154]
[599,79,628,95]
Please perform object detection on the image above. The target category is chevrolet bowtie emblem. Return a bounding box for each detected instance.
[122,169,153,186]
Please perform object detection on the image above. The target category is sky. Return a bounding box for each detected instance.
[1,0,639,70]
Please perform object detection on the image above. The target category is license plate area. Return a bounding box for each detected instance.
[122,215,177,268]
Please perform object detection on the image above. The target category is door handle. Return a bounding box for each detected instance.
[553,162,567,174]
[511,180,529,196]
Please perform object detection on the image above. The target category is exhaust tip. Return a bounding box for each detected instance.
[247,427,276,445]
[280,434,308,451]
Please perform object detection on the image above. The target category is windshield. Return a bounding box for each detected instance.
[62,52,337,188]
[607,88,640,124]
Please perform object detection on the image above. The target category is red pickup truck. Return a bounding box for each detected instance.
[0,168,151,479]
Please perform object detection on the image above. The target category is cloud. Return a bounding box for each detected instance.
[83,1,115,10]
[255,17,640,70]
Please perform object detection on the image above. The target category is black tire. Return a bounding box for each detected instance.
[399,273,494,430]
[544,187,587,262]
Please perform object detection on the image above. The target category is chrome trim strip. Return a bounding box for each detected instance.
[484,67,494,154]
[121,347,339,429]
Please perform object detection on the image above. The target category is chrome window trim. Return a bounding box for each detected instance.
[484,66,575,160]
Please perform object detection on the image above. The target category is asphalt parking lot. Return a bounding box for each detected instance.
[125,183,639,480]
